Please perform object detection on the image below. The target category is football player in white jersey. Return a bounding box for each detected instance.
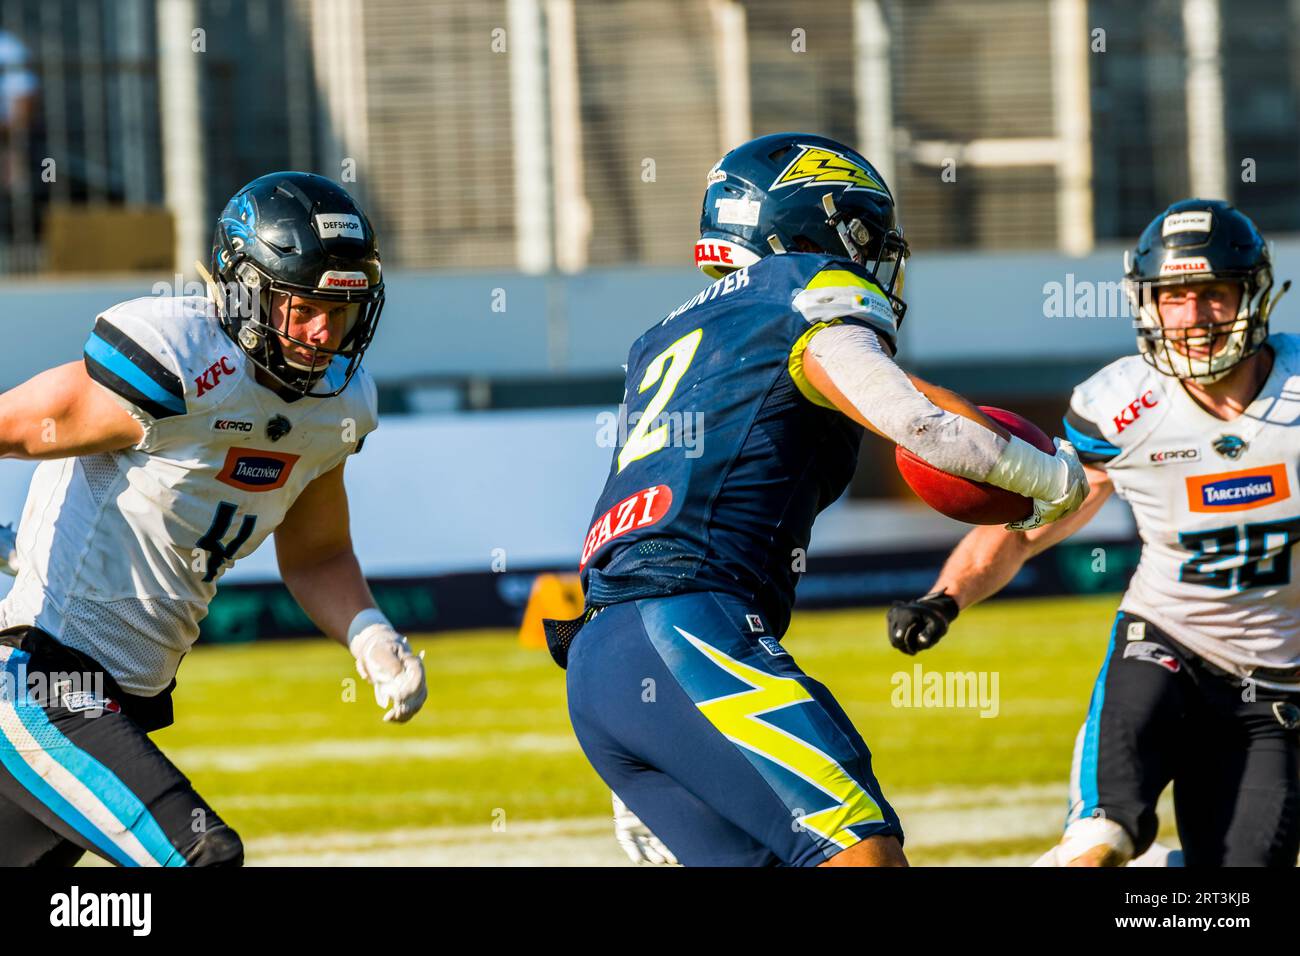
[887,199,1300,867]
[0,172,426,867]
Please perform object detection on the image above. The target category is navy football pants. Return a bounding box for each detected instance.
[567,591,902,866]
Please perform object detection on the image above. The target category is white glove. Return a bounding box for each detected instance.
[350,620,427,723]
[0,523,17,577]
[1007,438,1088,532]
[612,792,678,865]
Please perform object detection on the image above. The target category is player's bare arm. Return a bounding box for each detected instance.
[0,360,143,459]
[885,466,1112,656]
[275,462,427,723]
[935,464,1115,610]
[274,460,374,642]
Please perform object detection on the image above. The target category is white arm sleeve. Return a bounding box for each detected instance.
[805,323,1066,499]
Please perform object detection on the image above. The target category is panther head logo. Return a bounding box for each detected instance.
[1212,434,1248,460]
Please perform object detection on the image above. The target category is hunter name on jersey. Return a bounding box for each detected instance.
[579,251,897,638]
[0,294,378,695]
[1063,333,1300,677]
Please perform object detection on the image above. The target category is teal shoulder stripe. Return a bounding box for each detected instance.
[85,333,186,418]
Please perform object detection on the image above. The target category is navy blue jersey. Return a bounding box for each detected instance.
[578,252,899,637]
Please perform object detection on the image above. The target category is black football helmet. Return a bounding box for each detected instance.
[209,172,384,398]
[1124,199,1288,383]
[695,132,909,322]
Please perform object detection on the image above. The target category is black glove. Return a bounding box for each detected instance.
[887,590,959,655]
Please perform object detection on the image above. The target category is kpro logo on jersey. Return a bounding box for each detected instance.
[215,447,300,492]
[1186,463,1291,513]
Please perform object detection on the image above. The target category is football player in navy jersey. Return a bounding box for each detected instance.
[547,133,1089,867]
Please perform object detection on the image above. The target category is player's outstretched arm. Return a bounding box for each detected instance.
[275,462,427,722]
[800,325,1087,531]
[887,465,1113,654]
[0,361,143,459]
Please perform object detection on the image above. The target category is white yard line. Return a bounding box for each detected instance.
[241,782,1080,866]
[73,779,1171,867]
[168,733,577,772]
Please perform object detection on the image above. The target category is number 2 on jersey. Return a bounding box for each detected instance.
[618,327,703,473]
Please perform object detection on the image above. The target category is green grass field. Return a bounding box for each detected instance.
[140,593,1177,865]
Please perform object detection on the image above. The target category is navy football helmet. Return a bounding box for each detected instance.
[1124,199,1288,383]
[695,132,909,321]
[209,172,384,398]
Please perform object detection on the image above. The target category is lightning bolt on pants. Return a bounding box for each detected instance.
[565,591,902,866]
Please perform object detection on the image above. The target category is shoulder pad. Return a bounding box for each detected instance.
[348,366,380,448]
[792,257,899,352]
[1268,332,1300,375]
[1065,355,1170,463]
[84,298,193,420]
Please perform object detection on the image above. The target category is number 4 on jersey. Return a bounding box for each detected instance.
[193,501,256,583]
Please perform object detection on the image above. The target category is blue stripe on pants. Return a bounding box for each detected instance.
[0,648,184,866]
[1077,617,1120,819]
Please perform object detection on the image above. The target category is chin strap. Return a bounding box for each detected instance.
[821,193,868,267]
[1265,278,1292,320]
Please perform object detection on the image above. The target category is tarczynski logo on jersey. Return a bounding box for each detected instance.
[215,447,300,492]
[1186,464,1292,513]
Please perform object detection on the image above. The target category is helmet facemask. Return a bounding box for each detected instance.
[211,257,383,400]
[817,192,910,323]
[1126,262,1282,384]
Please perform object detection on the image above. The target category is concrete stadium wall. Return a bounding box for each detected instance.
[8,238,1300,385]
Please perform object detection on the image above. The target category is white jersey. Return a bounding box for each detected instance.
[0,295,378,695]
[1065,333,1300,680]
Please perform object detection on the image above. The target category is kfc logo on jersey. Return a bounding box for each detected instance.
[195,356,237,397]
[579,484,673,569]
[215,447,300,492]
[1186,463,1291,513]
[1113,390,1159,433]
